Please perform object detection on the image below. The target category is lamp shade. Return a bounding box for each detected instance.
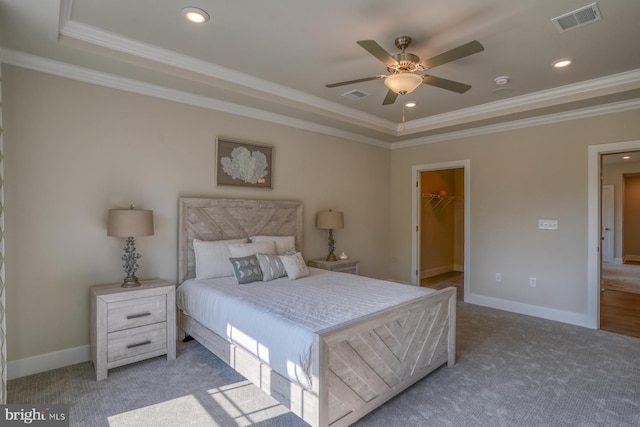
[316,210,344,230]
[107,209,154,237]
[384,73,423,95]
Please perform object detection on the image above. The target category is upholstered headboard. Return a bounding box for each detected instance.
[178,197,303,283]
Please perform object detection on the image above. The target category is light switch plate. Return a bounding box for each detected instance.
[538,220,558,230]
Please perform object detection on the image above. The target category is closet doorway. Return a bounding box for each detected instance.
[413,161,469,302]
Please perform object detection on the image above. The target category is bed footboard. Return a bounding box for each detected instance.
[316,286,456,427]
[178,286,455,427]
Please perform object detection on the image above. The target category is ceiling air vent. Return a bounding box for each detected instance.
[341,89,369,100]
[552,3,602,32]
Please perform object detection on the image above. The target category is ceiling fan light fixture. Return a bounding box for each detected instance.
[384,73,423,95]
[182,7,210,24]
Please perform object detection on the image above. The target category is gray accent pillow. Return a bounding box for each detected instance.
[229,255,263,284]
[255,253,287,281]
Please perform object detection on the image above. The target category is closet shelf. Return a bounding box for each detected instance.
[422,193,461,209]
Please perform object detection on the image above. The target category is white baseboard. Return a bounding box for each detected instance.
[421,265,454,279]
[465,292,592,329]
[614,258,623,265]
[8,345,90,380]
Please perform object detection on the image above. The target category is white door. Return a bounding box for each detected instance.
[602,184,614,264]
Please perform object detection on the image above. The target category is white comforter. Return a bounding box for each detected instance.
[177,267,435,390]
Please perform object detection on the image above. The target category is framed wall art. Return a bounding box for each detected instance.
[216,138,273,189]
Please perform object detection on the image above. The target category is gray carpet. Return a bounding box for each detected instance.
[9,302,640,426]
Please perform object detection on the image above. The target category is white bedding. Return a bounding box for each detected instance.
[177,267,435,390]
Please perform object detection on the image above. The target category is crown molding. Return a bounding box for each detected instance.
[392,98,640,149]
[59,17,397,135]
[399,68,640,135]
[58,3,640,140]
[0,49,390,149]
[2,48,639,151]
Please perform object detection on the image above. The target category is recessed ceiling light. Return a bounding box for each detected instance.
[553,58,573,69]
[623,155,632,160]
[182,7,210,24]
[404,101,417,108]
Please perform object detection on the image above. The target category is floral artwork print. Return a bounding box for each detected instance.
[220,146,268,184]
[216,138,272,188]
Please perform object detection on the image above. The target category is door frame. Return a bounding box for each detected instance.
[588,139,640,329]
[412,160,470,299]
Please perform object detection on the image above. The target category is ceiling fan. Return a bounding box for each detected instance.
[326,36,484,105]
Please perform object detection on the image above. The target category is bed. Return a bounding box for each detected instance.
[176,197,456,427]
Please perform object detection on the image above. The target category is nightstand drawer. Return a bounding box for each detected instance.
[107,322,167,363]
[107,295,167,332]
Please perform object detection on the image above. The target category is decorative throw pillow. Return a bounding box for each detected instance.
[250,235,296,255]
[229,255,263,284]
[255,253,287,281]
[193,238,248,279]
[279,252,309,280]
[227,241,277,258]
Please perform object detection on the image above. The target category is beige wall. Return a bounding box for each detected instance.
[390,110,640,318]
[3,65,391,362]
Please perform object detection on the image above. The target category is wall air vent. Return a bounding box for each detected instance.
[341,89,369,100]
[552,3,602,32]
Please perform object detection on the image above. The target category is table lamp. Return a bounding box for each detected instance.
[316,209,344,261]
[107,206,154,287]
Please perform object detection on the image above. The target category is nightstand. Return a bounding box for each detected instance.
[90,279,176,381]
[308,258,360,275]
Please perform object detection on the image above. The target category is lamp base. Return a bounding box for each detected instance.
[121,274,141,288]
[325,229,338,262]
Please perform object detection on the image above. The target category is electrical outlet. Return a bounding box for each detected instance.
[529,277,537,287]
[495,273,502,282]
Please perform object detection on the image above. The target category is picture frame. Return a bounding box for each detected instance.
[216,137,273,189]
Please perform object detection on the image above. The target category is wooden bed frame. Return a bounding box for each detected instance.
[177,197,456,427]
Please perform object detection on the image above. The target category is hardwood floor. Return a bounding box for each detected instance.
[421,271,464,301]
[600,290,640,338]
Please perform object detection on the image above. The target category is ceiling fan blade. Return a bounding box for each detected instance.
[422,75,472,94]
[382,89,398,105]
[357,40,398,66]
[422,40,484,69]
[325,76,382,88]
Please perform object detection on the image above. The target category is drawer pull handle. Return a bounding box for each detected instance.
[127,340,151,349]
[126,312,151,320]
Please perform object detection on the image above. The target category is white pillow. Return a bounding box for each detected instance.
[228,241,277,258]
[279,252,309,280]
[193,238,248,279]
[250,235,295,255]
